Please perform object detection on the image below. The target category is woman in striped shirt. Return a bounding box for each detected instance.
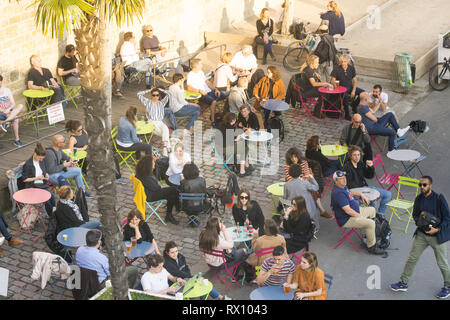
[137,88,173,157]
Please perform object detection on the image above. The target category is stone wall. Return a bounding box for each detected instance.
[1,0,282,104]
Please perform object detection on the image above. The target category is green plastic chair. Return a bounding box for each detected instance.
[111,126,137,173]
[386,176,420,233]
[145,199,167,226]
[60,77,81,108]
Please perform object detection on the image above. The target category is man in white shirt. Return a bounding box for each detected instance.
[368,84,399,122]
[141,254,185,295]
[230,45,258,80]
[168,73,200,134]
[186,59,227,124]
[0,74,24,147]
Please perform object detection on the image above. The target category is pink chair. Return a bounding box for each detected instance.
[202,249,243,295]
[290,246,308,266]
[320,174,334,200]
[369,134,384,153]
[373,154,403,197]
[331,207,362,253]
[291,82,320,124]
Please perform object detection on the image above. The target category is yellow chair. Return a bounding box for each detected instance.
[386,176,420,233]
[60,77,81,108]
[111,126,137,173]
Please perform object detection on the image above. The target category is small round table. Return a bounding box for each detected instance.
[387,149,421,177]
[262,99,290,112]
[63,149,89,188]
[22,89,55,128]
[226,227,254,253]
[184,90,202,102]
[136,120,155,144]
[267,182,285,217]
[183,279,213,300]
[13,188,51,241]
[241,131,273,177]
[123,241,155,266]
[318,86,347,120]
[168,173,182,186]
[57,227,90,248]
[250,285,294,300]
[321,144,348,166]
[350,187,380,201]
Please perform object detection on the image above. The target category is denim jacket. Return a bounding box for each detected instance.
[116,117,140,145]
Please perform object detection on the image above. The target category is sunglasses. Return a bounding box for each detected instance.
[152,94,160,97]
[146,29,153,32]
[335,171,346,178]
[240,196,249,200]
[76,128,83,132]
[418,183,428,187]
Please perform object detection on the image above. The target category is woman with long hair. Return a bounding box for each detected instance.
[232,189,264,236]
[290,251,327,300]
[123,208,160,255]
[254,8,275,65]
[281,196,314,254]
[305,135,342,177]
[320,1,345,38]
[135,155,179,225]
[65,120,88,174]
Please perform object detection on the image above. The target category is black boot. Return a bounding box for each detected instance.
[165,212,179,225]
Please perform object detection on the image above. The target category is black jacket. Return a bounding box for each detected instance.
[54,201,86,234]
[22,157,49,189]
[164,253,192,285]
[283,212,313,253]
[44,215,73,263]
[123,222,154,244]
[343,160,375,189]
[285,74,303,107]
[232,200,265,236]
[180,177,207,214]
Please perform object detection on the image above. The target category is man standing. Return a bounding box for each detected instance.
[57,44,80,86]
[391,176,450,299]
[340,113,373,161]
[44,134,90,197]
[331,170,385,254]
[330,54,364,119]
[357,92,409,151]
[0,74,24,147]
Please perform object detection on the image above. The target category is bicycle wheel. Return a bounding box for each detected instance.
[429,62,450,91]
[283,47,310,72]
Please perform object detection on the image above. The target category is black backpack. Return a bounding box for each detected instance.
[409,120,427,133]
[313,38,329,64]
[266,116,285,142]
[154,157,169,182]
[374,214,391,249]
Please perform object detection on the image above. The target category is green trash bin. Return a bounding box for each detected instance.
[393,53,413,90]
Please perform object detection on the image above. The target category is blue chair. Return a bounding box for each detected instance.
[394,135,408,149]
[179,193,206,227]
[209,140,233,178]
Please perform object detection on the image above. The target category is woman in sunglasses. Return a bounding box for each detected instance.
[66,120,88,174]
[232,189,265,236]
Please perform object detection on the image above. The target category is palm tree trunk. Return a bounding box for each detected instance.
[74,13,129,300]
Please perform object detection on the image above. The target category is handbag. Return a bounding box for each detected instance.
[417,211,440,233]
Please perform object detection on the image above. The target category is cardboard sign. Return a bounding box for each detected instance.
[47,103,65,125]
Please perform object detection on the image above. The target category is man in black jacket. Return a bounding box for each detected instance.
[340,114,373,161]
[391,176,450,299]
[343,145,391,215]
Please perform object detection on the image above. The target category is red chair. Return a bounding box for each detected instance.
[291,82,319,124]
[255,247,276,266]
[331,207,362,253]
[373,154,403,197]
[202,249,243,295]
[320,174,334,200]
[369,134,384,153]
[290,246,308,267]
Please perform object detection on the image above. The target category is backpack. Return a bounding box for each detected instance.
[313,38,329,64]
[409,120,427,133]
[374,214,391,249]
[266,116,285,142]
[153,157,169,182]
[293,22,306,40]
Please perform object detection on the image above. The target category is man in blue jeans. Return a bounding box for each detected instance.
[44,134,91,197]
[0,213,23,257]
[357,92,409,151]
[343,145,391,215]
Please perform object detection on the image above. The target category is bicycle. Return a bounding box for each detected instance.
[205,183,226,216]
[429,57,450,91]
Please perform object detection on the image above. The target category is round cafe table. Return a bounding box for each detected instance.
[184,90,202,101]
[262,99,290,112]
[250,285,294,300]
[63,148,89,188]
[241,130,273,179]
[386,149,422,177]
[13,188,51,241]
[136,120,155,144]
[226,227,254,253]
[183,279,213,300]
[318,86,347,120]
[123,240,155,266]
[321,144,348,166]
[22,89,55,128]
[350,187,380,201]
[57,227,89,248]
[267,182,285,217]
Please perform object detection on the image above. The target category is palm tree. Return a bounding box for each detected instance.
[24,0,146,300]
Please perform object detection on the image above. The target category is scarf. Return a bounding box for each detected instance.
[60,199,83,222]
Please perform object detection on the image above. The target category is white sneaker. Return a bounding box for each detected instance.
[0,236,4,246]
[397,126,410,137]
[224,296,232,300]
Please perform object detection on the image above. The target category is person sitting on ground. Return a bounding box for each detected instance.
[254,8,276,65]
[57,44,80,86]
[339,114,373,161]
[280,196,315,254]
[77,229,139,288]
[0,211,23,258]
[135,155,180,225]
[228,76,249,115]
[166,143,191,180]
[245,219,287,268]
[357,91,409,151]
[291,251,327,300]
[320,1,345,39]
[137,88,174,157]
[330,170,385,255]
[168,73,201,135]
[180,163,207,218]
[343,145,391,215]
[66,120,88,174]
[330,54,364,118]
[0,74,24,147]
[116,106,153,159]
[230,45,258,80]
[186,58,227,124]
[256,245,295,286]
[368,84,399,121]
[22,142,55,217]
[232,189,265,236]
[253,65,285,125]
[162,241,230,299]
[284,165,321,231]
[54,186,101,234]
[300,54,333,117]
[305,135,342,177]
[123,208,160,255]
[214,52,238,92]
[44,134,90,196]
[120,31,153,90]
[27,55,66,107]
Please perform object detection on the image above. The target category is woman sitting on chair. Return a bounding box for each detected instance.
[135,155,180,225]
[166,143,191,181]
[180,163,207,220]
[305,135,342,177]
[290,251,327,300]
[232,188,265,236]
[66,120,88,174]
[123,208,160,255]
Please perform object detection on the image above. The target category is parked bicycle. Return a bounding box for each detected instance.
[206,183,225,216]
[429,57,450,91]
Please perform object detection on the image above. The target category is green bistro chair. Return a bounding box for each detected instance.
[111,126,137,173]
[145,200,167,226]
[386,176,420,233]
[60,77,81,108]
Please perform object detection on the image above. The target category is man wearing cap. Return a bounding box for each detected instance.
[331,170,385,254]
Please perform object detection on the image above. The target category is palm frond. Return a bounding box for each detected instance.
[101,0,146,27]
